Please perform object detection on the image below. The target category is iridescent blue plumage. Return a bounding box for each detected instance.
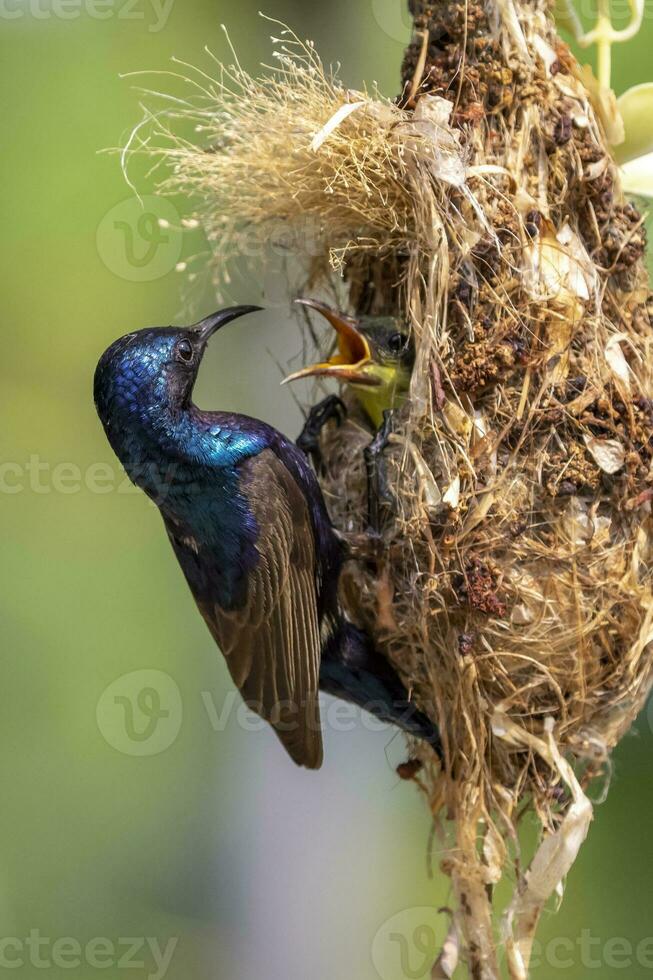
[94,306,440,768]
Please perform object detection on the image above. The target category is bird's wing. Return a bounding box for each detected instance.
[170,449,324,770]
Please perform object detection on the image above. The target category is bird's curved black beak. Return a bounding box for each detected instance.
[193,305,263,344]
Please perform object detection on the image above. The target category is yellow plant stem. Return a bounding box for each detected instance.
[596,0,613,89]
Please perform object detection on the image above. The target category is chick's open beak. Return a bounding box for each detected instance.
[282,299,380,387]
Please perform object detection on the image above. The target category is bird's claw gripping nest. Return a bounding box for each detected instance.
[297,395,347,474]
[364,409,397,535]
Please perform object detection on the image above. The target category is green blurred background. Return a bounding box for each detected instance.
[1,1,652,977]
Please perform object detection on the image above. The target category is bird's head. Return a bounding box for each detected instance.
[283,299,414,428]
[94,306,262,427]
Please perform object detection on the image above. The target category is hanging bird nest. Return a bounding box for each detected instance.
[124,5,653,977]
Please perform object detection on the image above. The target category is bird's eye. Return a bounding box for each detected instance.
[388,332,407,353]
[176,339,194,363]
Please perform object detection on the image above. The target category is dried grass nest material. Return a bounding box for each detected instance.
[126,11,653,975]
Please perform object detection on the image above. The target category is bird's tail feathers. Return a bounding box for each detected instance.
[320,621,441,753]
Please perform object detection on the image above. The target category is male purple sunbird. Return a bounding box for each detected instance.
[94,306,439,768]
